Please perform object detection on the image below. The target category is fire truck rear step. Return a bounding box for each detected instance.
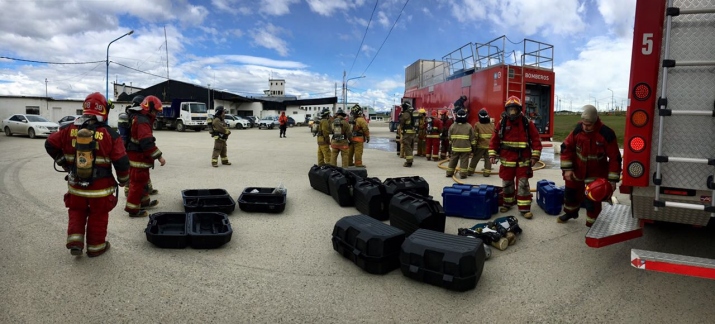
[586,204,643,248]
[631,249,715,279]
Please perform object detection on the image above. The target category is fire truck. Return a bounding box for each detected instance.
[402,36,555,140]
[587,0,715,279]
[389,105,401,132]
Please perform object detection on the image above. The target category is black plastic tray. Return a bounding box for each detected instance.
[187,212,233,249]
[184,196,236,214]
[145,212,189,249]
[237,187,287,213]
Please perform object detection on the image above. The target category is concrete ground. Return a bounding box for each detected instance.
[1,122,714,323]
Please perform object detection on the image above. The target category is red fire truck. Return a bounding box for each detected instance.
[587,0,715,279]
[402,36,555,140]
[389,105,401,132]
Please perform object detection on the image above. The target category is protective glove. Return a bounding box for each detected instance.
[366,136,370,143]
[213,136,219,140]
[530,158,539,167]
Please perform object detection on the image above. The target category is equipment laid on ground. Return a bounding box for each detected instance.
[383,176,430,197]
[145,212,232,249]
[309,164,336,195]
[182,188,236,214]
[237,187,287,213]
[442,184,498,219]
[328,168,363,207]
[536,179,564,215]
[332,214,406,275]
[400,229,486,292]
[344,166,368,179]
[389,191,445,237]
[353,177,390,221]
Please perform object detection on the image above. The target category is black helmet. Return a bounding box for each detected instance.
[215,106,225,115]
[131,95,145,107]
[350,104,362,117]
[401,102,412,111]
[320,108,331,119]
[335,108,347,117]
[455,109,468,123]
[478,108,490,124]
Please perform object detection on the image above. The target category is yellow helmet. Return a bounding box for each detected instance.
[418,108,426,115]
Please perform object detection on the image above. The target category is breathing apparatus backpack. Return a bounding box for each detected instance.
[206,115,215,137]
[331,117,345,141]
[311,119,320,137]
[70,122,100,187]
[117,111,131,148]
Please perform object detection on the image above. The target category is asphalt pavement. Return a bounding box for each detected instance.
[1,123,714,323]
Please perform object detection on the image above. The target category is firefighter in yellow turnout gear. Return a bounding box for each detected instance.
[314,108,332,166]
[330,109,352,167]
[398,102,417,167]
[446,109,476,179]
[468,108,495,176]
[416,108,427,157]
[348,105,370,167]
[211,106,232,167]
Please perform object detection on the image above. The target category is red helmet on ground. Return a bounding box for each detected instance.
[141,95,163,112]
[585,178,614,202]
[83,92,111,122]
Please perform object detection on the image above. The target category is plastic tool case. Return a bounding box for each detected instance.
[442,184,498,219]
[332,214,406,274]
[145,212,190,249]
[400,229,486,292]
[383,176,430,197]
[308,164,336,195]
[389,191,445,237]
[145,212,233,249]
[187,212,233,249]
[353,177,390,221]
[536,179,564,215]
[182,188,235,214]
[328,168,362,207]
[238,187,287,213]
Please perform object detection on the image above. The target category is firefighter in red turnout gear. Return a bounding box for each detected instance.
[557,105,622,226]
[424,110,443,161]
[45,92,129,257]
[439,110,453,160]
[125,95,166,217]
[489,96,543,219]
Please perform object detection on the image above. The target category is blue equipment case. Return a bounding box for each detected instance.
[536,179,564,215]
[442,184,498,219]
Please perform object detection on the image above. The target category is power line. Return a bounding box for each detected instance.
[110,61,167,79]
[0,56,106,65]
[360,0,410,77]
[347,0,378,79]
[52,63,104,82]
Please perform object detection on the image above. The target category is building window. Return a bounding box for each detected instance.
[76,109,83,115]
[26,106,40,115]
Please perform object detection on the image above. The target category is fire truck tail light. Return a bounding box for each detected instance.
[629,136,646,153]
[631,110,649,127]
[633,83,651,101]
[628,162,645,178]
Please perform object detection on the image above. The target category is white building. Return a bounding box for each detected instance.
[0,96,84,123]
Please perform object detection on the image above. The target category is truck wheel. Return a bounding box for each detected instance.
[153,121,161,130]
[176,121,185,132]
[194,128,201,132]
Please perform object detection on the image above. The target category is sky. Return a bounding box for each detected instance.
[0,0,637,112]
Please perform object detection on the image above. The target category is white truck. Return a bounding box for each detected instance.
[587,0,715,279]
[152,99,208,132]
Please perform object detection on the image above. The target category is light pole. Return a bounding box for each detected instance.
[344,75,366,111]
[106,30,134,100]
[607,88,614,112]
[45,78,48,111]
[207,84,211,110]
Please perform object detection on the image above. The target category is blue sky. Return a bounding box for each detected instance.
[0,0,637,111]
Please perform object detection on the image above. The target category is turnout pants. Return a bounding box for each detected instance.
[425,137,440,159]
[499,165,533,213]
[212,139,229,165]
[446,152,470,177]
[65,192,117,256]
[402,133,415,163]
[468,148,492,175]
[317,144,331,166]
[564,180,602,225]
[125,167,151,213]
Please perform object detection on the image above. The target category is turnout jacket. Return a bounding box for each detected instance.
[127,112,162,168]
[560,119,622,182]
[448,122,476,153]
[489,115,542,167]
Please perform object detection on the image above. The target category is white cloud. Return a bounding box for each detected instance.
[596,0,637,37]
[377,11,391,27]
[259,0,301,16]
[306,0,365,16]
[361,45,375,57]
[249,23,291,56]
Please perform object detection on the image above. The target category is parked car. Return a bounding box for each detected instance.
[287,116,296,127]
[58,115,83,126]
[243,116,256,128]
[257,116,278,129]
[3,114,60,138]
[224,114,251,129]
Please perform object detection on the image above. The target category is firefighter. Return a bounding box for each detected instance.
[416,108,427,157]
[489,96,542,219]
[439,109,453,160]
[45,92,129,257]
[121,95,158,197]
[446,109,476,179]
[348,104,370,167]
[211,106,232,167]
[557,105,622,226]
[424,110,443,161]
[315,108,332,166]
[395,122,402,157]
[453,95,468,115]
[330,108,351,167]
[398,102,417,167]
[125,95,166,218]
[468,108,495,176]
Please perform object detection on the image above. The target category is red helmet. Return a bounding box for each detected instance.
[585,178,613,202]
[505,95,522,108]
[83,92,110,122]
[141,95,163,112]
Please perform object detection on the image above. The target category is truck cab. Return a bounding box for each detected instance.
[153,99,208,132]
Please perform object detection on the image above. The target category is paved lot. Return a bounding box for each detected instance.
[1,123,714,323]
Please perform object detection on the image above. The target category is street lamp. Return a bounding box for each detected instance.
[344,75,366,111]
[607,88,615,112]
[106,30,134,100]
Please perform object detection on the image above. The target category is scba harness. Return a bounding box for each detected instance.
[67,122,112,187]
[332,118,346,141]
[498,114,532,151]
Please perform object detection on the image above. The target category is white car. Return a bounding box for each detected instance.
[224,115,251,129]
[3,114,60,138]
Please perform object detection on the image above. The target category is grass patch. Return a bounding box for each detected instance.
[552,114,626,148]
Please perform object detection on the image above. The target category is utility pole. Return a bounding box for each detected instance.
[45,78,48,111]
[607,88,614,112]
[207,84,211,111]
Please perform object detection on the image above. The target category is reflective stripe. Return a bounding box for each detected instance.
[488,150,497,156]
[67,234,84,244]
[94,156,111,164]
[584,177,597,184]
[503,197,515,203]
[501,160,517,167]
[502,141,528,148]
[517,199,531,206]
[117,174,129,183]
[586,217,596,224]
[426,135,440,138]
[446,168,455,172]
[129,161,153,168]
[453,148,471,152]
[531,150,541,157]
[67,185,115,198]
[221,157,229,161]
[150,149,162,159]
[64,154,75,163]
[608,172,620,181]
[561,161,573,168]
[479,134,492,139]
[404,130,416,133]
[87,242,107,252]
[518,161,531,167]
[126,201,142,209]
[451,135,470,140]
[576,152,604,162]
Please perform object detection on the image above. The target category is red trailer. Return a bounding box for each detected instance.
[403,36,555,140]
[388,105,402,132]
[587,0,715,279]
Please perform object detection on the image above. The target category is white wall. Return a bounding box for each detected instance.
[0,97,83,123]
